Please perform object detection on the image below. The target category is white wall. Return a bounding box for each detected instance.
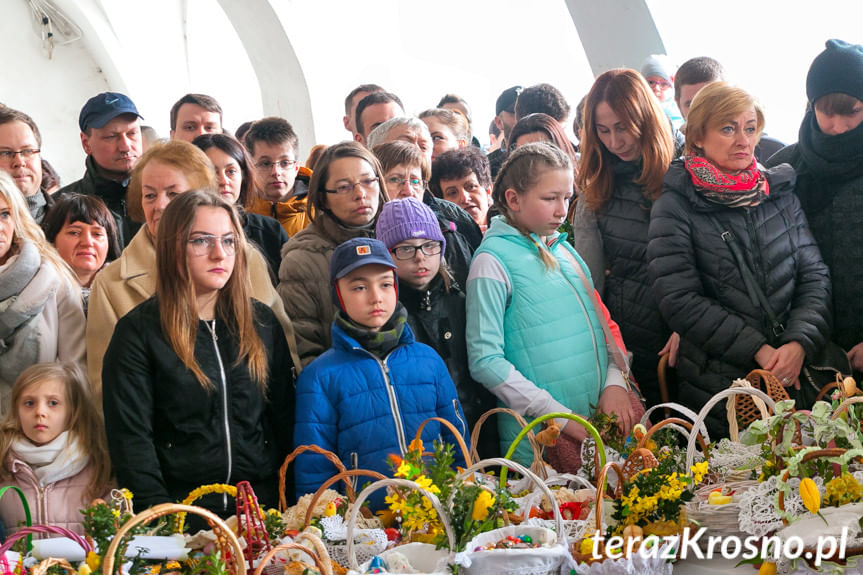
[0,0,109,185]
[647,0,863,145]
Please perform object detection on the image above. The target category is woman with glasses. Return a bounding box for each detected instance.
[277,141,387,366]
[87,140,296,399]
[0,171,85,414]
[376,197,499,458]
[372,140,429,201]
[192,133,288,280]
[573,69,676,409]
[103,190,295,515]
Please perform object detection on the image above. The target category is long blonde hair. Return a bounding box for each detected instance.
[0,172,78,286]
[491,142,572,271]
[578,69,674,211]
[155,190,268,390]
[0,362,112,502]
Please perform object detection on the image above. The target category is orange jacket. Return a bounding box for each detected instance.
[247,167,312,237]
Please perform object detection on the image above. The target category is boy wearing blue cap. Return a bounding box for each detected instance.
[293,237,468,499]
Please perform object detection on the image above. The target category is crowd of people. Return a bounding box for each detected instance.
[0,38,860,533]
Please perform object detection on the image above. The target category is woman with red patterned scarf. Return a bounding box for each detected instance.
[647,82,831,438]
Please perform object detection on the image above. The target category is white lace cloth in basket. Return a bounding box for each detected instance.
[319,514,388,566]
[572,542,674,575]
[737,475,826,537]
[709,438,764,476]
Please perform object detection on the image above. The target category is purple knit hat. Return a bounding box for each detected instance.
[375,197,446,257]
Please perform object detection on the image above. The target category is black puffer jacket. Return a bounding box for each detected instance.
[400,274,499,459]
[766,114,863,352]
[54,155,141,249]
[103,297,295,514]
[574,160,670,406]
[648,160,831,437]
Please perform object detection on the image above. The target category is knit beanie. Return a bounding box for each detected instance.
[641,54,675,84]
[375,197,446,257]
[806,39,863,104]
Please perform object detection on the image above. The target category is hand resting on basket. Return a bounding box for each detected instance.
[597,385,635,436]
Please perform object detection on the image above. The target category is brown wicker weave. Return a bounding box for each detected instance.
[252,538,332,575]
[302,469,388,527]
[102,503,246,575]
[413,416,471,464]
[469,407,547,479]
[279,445,350,512]
[734,369,787,427]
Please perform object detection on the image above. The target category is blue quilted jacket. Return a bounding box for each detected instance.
[293,320,468,498]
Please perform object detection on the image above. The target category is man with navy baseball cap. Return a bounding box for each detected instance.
[56,92,144,248]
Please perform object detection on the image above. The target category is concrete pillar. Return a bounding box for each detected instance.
[564,0,666,76]
[217,0,316,151]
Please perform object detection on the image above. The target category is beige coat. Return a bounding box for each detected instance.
[277,212,374,366]
[87,228,300,399]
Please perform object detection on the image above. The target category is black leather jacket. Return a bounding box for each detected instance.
[103,297,295,513]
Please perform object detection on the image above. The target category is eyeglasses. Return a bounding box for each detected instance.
[254,159,297,172]
[325,177,380,195]
[386,176,425,190]
[187,234,236,256]
[0,149,40,162]
[391,241,443,260]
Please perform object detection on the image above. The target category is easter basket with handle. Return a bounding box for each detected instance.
[683,386,776,542]
[470,408,547,480]
[344,478,457,575]
[103,503,245,575]
[569,459,673,575]
[501,413,604,539]
[253,531,333,575]
[772,447,863,571]
[301,469,389,568]
[454,458,577,575]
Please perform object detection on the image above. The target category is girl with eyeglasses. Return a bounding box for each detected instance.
[103,190,295,516]
[376,197,499,459]
[278,141,387,366]
[86,140,295,400]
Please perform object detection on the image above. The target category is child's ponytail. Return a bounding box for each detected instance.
[491,142,572,271]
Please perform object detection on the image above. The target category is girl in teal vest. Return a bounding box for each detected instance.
[465,142,636,471]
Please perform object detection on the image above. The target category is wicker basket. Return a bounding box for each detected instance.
[102,503,246,575]
[300,469,388,568]
[470,408,547,479]
[414,416,472,465]
[344,478,456,575]
[775,448,863,567]
[279,445,350,512]
[684,385,777,472]
[500,412,605,488]
[252,531,333,575]
[570,450,662,565]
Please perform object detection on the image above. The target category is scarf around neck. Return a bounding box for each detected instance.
[335,302,408,359]
[25,192,47,225]
[684,154,769,208]
[10,431,89,486]
[0,240,57,341]
[797,109,863,183]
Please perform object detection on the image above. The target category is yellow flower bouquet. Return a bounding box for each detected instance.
[385,439,516,551]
